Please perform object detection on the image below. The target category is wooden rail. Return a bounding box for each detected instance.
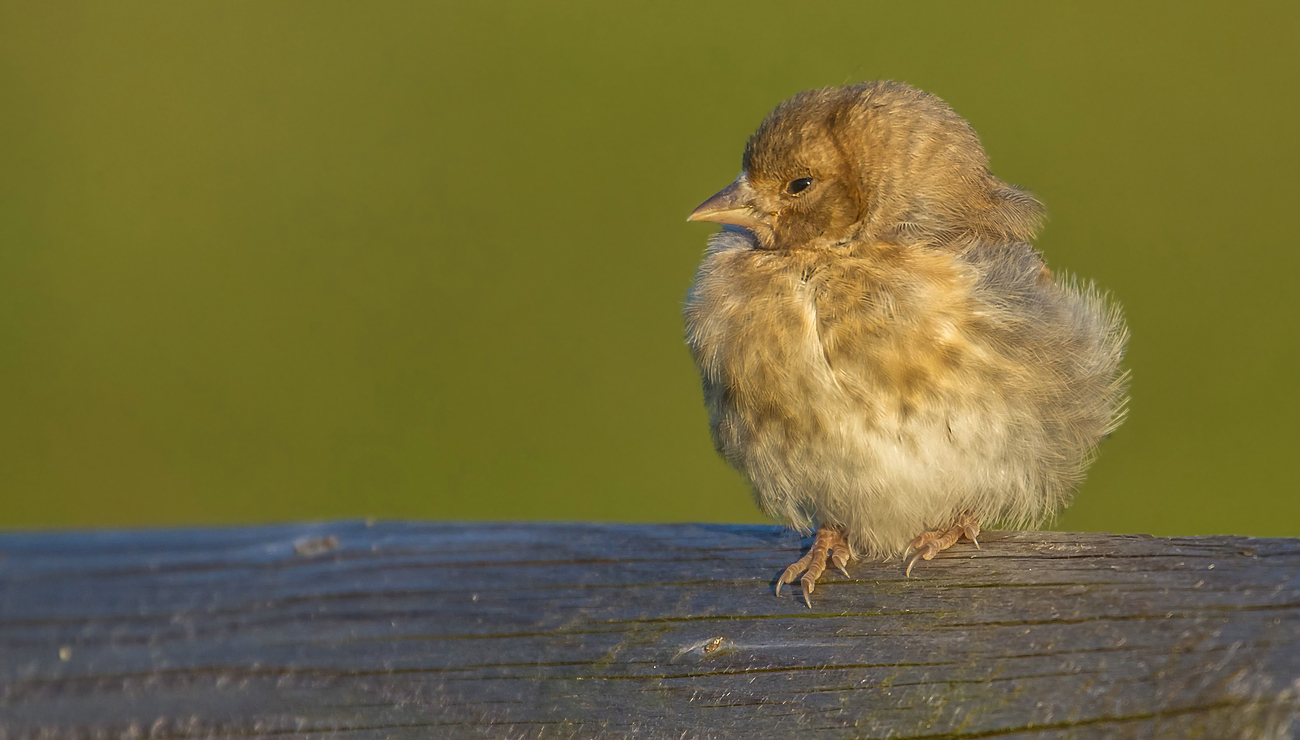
[1,522,1297,738]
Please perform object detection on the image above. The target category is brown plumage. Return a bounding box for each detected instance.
[684,81,1128,606]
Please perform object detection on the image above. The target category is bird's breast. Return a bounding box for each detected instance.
[685,239,986,429]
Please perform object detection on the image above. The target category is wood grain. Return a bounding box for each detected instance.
[1,523,1297,739]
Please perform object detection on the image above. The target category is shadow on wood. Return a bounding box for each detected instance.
[1,523,1297,738]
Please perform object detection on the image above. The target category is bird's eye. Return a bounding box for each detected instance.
[786,177,814,195]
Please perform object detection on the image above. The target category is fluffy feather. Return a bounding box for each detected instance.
[684,81,1128,560]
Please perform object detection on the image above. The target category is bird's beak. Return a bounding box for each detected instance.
[687,174,770,234]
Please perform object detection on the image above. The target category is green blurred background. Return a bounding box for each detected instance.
[1,2,1297,535]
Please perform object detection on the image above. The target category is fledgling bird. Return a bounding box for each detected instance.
[684,81,1128,606]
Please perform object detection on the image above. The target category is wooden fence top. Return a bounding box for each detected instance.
[1,522,1297,738]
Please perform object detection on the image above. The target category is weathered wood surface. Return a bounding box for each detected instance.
[1,522,1298,739]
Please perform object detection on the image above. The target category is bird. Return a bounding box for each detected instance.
[683,81,1128,607]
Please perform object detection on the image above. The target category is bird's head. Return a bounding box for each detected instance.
[688,81,1044,251]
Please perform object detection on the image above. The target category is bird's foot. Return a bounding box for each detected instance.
[776,527,853,608]
[903,510,980,577]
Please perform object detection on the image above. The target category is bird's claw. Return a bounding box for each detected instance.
[903,511,981,577]
[831,548,851,578]
[775,551,814,598]
[801,576,815,608]
[776,527,852,607]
